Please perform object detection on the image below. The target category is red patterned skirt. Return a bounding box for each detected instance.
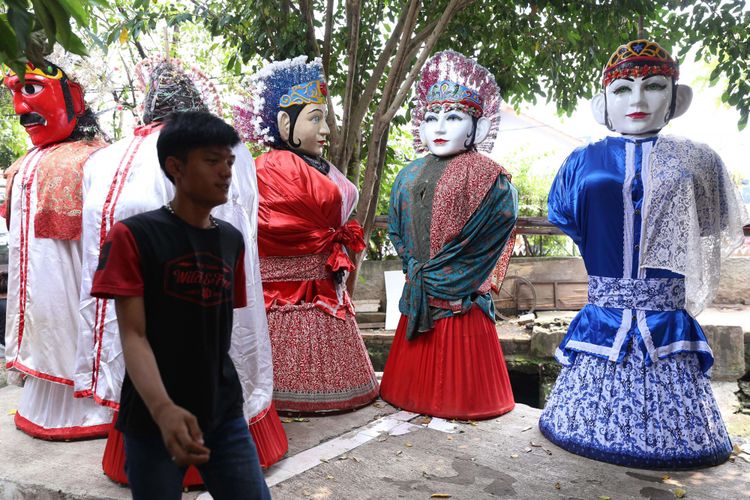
[101,403,288,485]
[268,303,379,412]
[380,307,514,420]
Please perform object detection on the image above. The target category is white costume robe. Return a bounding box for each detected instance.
[5,145,113,438]
[75,127,273,421]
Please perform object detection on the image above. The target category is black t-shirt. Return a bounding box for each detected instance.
[91,207,247,437]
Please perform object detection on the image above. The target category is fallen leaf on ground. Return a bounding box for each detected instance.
[373,402,384,408]
[661,474,671,481]
[338,455,348,460]
[468,420,478,426]
[405,442,413,447]
[530,441,542,447]
[351,456,361,463]
[7,410,16,416]
[599,496,611,500]
[430,494,451,498]
[395,450,402,455]
[510,454,519,458]
[521,426,533,432]
[674,488,686,498]
[554,482,561,490]
[524,447,532,453]
[292,417,308,422]
[319,458,329,463]
[326,474,334,480]
[446,436,454,441]
[731,443,750,463]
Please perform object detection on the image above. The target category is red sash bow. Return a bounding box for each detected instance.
[325,219,365,273]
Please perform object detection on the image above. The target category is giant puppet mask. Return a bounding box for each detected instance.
[3,62,85,147]
[277,80,330,157]
[233,56,331,160]
[591,39,693,136]
[413,51,500,158]
[137,58,212,125]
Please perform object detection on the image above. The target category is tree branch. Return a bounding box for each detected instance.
[322,0,334,75]
[384,0,472,122]
[406,18,438,54]
[299,0,321,56]
[347,1,412,130]
[337,0,361,172]
[379,0,420,109]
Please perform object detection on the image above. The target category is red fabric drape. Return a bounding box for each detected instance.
[256,150,364,318]
[256,150,364,273]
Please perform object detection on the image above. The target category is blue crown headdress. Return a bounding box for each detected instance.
[233,56,326,147]
[426,80,484,117]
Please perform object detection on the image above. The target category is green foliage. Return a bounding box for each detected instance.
[365,118,413,260]
[0,0,102,79]
[0,88,27,170]
[261,3,747,129]
[503,145,576,257]
[506,148,556,219]
[657,0,750,130]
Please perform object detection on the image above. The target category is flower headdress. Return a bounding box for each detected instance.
[233,56,326,147]
[413,50,501,153]
[134,56,222,124]
[602,39,679,88]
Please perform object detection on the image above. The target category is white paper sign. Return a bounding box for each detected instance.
[384,270,406,330]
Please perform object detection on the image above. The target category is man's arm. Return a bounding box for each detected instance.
[115,296,210,466]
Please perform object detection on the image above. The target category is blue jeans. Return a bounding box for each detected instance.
[123,416,271,500]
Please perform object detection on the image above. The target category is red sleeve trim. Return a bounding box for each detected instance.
[91,223,144,298]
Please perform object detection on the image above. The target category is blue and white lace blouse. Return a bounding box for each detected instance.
[548,135,728,375]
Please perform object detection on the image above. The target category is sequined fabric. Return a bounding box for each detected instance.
[267,304,379,412]
[259,254,329,282]
[5,139,106,240]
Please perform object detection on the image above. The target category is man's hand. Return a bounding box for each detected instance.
[153,402,211,467]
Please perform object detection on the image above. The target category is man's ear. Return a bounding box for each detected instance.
[591,92,606,125]
[277,111,290,143]
[165,156,183,182]
[672,84,693,119]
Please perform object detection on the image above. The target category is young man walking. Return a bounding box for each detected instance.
[91,111,271,499]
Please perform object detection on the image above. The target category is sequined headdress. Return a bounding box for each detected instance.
[134,56,222,124]
[233,56,326,147]
[413,50,501,153]
[602,39,679,88]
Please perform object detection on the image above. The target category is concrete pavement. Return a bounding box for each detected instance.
[1,380,749,500]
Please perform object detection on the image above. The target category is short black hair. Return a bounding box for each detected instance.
[157,111,241,183]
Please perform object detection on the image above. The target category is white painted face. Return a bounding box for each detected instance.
[420,108,475,157]
[605,75,673,136]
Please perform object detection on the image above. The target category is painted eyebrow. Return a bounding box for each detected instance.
[307,108,324,115]
[642,75,667,81]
